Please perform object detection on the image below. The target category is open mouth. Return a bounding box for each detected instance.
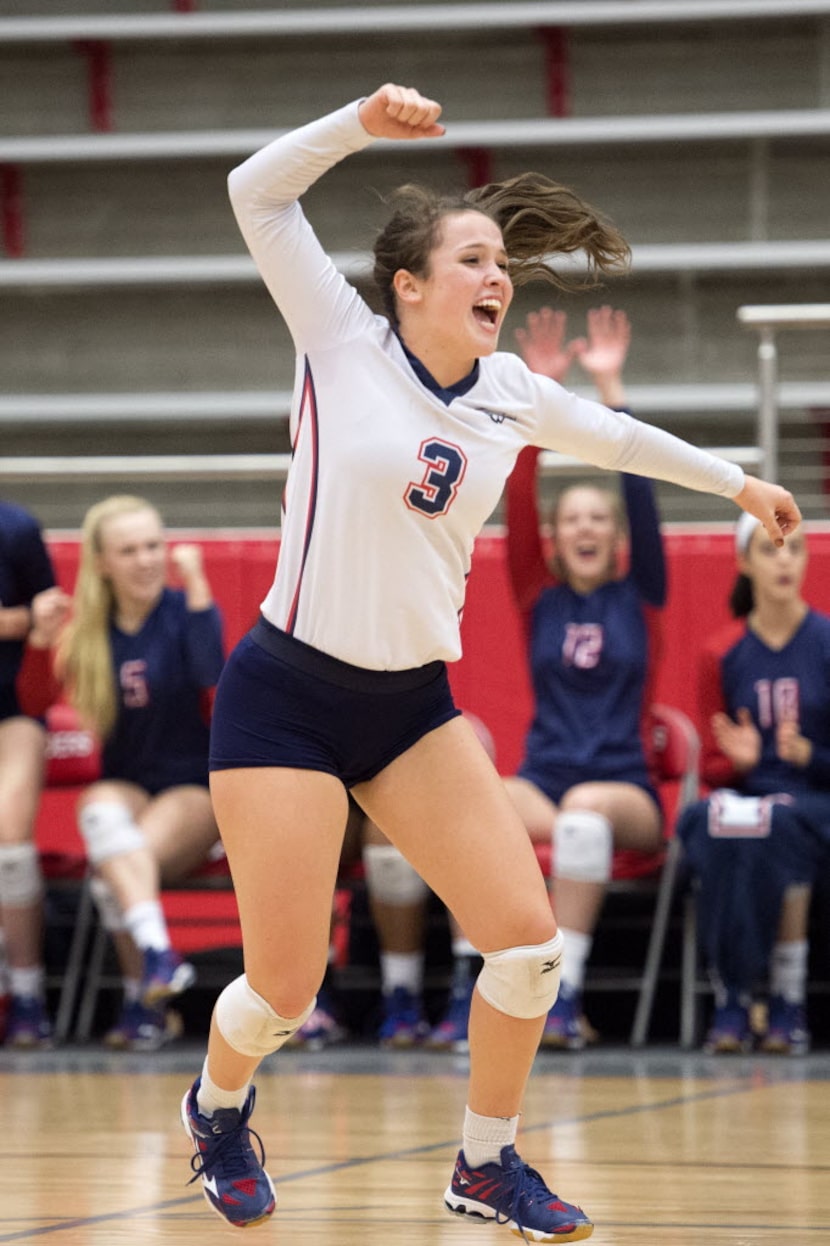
[473,298,501,328]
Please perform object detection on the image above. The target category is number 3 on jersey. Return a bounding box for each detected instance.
[404,438,468,517]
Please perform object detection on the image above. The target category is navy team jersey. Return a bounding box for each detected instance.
[0,501,56,703]
[699,610,830,798]
[102,588,224,794]
[508,448,665,792]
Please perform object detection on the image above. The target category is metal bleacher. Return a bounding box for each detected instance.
[1,0,830,526]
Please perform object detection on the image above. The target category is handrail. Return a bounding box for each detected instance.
[3,383,830,426]
[737,304,830,328]
[738,304,830,484]
[0,391,295,423]
[4,240,830,291]
[0,446,763,484]
[0,253,368,288]
[3,108,830,164]
[2,2,829,43]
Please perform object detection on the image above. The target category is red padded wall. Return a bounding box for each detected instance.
[46,525,830,777]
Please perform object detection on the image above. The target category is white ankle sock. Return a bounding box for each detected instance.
[770,939,809,1005]
[9,966,44,999]
[462,1106,519,1168]
[123,900,170,953]
[559,927,592,995]
[196,1058,250,1117]
[380,951,423,995]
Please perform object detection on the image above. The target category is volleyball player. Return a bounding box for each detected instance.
[180,83,800,1237]
[679,514,830,1054]
[502,306,666,1048]
[0,502,69,1046]
[426,307,663,1054]
[56,495,224,1048]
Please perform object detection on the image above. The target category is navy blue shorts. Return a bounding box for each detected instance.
[209,617,460,788]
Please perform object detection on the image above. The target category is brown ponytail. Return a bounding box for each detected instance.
[372,174,630,322]
[465,172,631,289]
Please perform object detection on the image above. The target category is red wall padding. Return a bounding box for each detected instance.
[45,526,830,775]
[39,526,830,954]
[439,527,830,773]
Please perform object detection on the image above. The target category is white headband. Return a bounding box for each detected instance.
[735,512,761,555]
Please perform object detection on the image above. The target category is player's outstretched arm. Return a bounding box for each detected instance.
[358,84,445,141]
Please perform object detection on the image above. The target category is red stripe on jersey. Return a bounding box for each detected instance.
[285,360,320,634]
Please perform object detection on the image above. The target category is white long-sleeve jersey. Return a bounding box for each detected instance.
[228,101,744,672]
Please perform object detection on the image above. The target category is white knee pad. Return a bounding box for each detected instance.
[0,842,43,907]
[215,974,316,1059]
[362,843,429,905]
[78,801,145,866]
[477,931,564,1020]
[553,811,613,883]
[89,876,125,933]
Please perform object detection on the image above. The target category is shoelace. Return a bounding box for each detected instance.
[500,1158,564,1245]
[188,1119,268,1186]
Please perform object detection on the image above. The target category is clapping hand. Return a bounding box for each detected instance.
[711,707,761,773]
[776,719,812,769]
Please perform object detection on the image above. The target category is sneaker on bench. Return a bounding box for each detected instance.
[378,986,429,1048]
[141,947,195,1006]
[759,996,810,1055]
[6,995,53,1049]
[104,999,181,1052]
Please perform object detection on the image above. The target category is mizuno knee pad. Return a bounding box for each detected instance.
[477,931,564,1019]
[215,974,316,1058]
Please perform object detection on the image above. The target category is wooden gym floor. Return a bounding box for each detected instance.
[1,1044,828,1245]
